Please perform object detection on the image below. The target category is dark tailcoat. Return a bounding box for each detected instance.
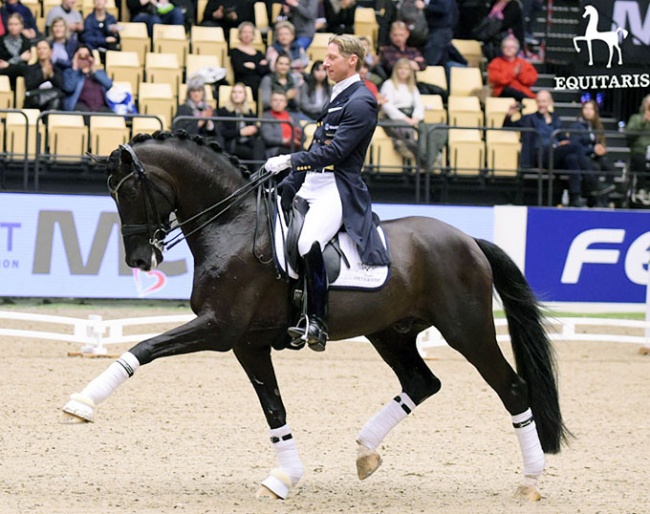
[280,80,390,266]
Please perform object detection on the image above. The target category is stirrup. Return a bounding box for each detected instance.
[287,315,328,352]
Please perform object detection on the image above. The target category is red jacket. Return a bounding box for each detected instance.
[487,56,538,98]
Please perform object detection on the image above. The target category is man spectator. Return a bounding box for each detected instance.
[126,0,184,38]
[379,20,426,76]
[45,0,83,39]
[421,0,464,71]
[1,0,40,41]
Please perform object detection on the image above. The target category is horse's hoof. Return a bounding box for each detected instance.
[61,393,95,423]
[255,485,281,500]
[356,444,382,480]
[514,484,542,502]
[259,468,291,500]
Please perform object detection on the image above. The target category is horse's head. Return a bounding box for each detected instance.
[107,141,176,271]
[583,5,597,19]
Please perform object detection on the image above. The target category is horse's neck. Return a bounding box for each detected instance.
[585,12,599,35]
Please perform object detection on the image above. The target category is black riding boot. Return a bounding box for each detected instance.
[288,242,329,352]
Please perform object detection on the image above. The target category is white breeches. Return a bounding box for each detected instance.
[296,172,343,256]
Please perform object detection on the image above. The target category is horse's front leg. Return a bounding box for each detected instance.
[62,314,231,423]
[233,339,304,500]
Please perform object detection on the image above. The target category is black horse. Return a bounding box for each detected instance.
[63,131,569,501]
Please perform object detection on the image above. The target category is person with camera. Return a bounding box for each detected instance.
[24,38,65,111]
[62,44,112,112]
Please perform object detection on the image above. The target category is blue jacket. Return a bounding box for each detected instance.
[82,11,120,50]
[0,2,39,35]
[503,111,567,168]
[282,81,390,267]
[569,118,600,157]
[62,67,112,111]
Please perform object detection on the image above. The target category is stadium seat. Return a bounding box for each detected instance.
[105,51,142,97]
[178,83,216,109]
[138,82,175,130]
[485,96,519,127]
[132,115,165,136]
[451,39,485,68]
[185,53,220,80]
[89,115,130,156]
[448,129,484,176]
[485,130,520,177]
[229,27,265,53]
[354,8,378,46]
[5,109,40,159]
[81,0,118,17]
[145,52,182,98]
[44,114,88,163]
[14,76,25,109]
[153,24,188,67]
[449,67,483,97]
[254,2,269,33]
[416,65,447,92]
[372,126,410,173]
[0,76,14,109]
[301,121,318,150]
[522,97,538,115]
[420,94,446,124]
[218,85,255,112]
[309,32,335,62]
[196,0,208,24]
[448,95,483,127]
[190,26,228,65]
[118,23,151,64]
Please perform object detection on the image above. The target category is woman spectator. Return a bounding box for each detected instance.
[173,75,220,142]
[487,35,537,101]
[259,53,300,112]
[62,44,112,112]
[298,60,331,121]
[81,0,120,58]
[260,90,302,159]
[230,21,270,102]
[24,38,65,111]
[0,13,31,88]
[379,57,423,160]
[265,21,309,75]
[324,0,356,35]
[0,0,40,41]
[217,82,263,171]
[626,94,650,202]
[48,17,78,69]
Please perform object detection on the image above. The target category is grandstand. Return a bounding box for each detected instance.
[0,0,648,207]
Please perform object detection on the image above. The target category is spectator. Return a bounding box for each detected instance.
[379,57,422,160]
[24,38,65,111]
[45,0,83,39]
[173,75,221,141]
[62,44,112,112]
[379,21,427,77]
[521,0,542,46]
[359,61,386,106]
[504,90,603,207]
[265,21,309,75]
[217,82,263,171]
[260,90,302,158]
[298,60,331,121]
[421,0,459,68]
[359,35,386,85]
[626,94,650,202]
[280,0,318,50]
[201,0,254,33]
[259,53,301,112]
[0,13,31,88]
[478,0,525,60]
[1,0,40,41]
[487,35,537,102]
[81,0,121,57]
[324,0,356,35]
[230,21,270,102]
[126,0,184,38]
[48,17,78,69]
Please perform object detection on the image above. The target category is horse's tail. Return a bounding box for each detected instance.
[475,238,570,454]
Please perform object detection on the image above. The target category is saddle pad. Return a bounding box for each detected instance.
[273,205,390,291]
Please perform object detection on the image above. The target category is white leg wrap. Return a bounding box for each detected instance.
[80,352,141,405]
[261,424,304,499]
[356,393,416,450]
[512,408,545,478]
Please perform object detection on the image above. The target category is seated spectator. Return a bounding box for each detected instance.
[359,35,386,85]
[422,0,460,68]
[280,0,318,50]
[173,75,220,142]
[201,0,254,33]
[217,82,263,171]
[487,35,537,102]
[266,21,309,75]
[379,21,427,77]
[230,21,270,102]
[81,0,121,58]
[324,0,356,35]
[126,0,184,38]
[625,94,650,203]
[1,0,40,41]
[260,91,302,158]
[0,13,31,88]
[62,44,112,111]
[45,0,83,40]
[360,61,386,106]
[48,17,78,69]
[504,90,603,207]
[259,53,301,112]
[298,60,331,121]
[379,57,423,161]
[24,38,65,111]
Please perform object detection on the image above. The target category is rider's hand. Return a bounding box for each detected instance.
[265,154,292,175]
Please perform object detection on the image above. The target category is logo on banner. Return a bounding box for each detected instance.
[573,5,628,68]
[133,269,167,297]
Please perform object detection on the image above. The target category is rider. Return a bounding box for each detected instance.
[264,34,390,351]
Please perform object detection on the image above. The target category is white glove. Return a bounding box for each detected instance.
[265,154,292,175]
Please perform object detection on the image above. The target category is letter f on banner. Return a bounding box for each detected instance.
[561,229,625,284]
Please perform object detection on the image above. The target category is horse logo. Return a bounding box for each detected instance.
[573,5,629,68]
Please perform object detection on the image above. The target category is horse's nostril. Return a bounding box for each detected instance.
[135,259,149,271]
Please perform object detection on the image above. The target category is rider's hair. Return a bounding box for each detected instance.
[328,34,365,71]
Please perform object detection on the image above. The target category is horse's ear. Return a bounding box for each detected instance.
[86,152,109,165]
[119,145,134,166]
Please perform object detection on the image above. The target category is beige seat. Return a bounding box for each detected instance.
[145,52,182,98]
[229,27,266,53]
[372,126,410,172]
[451,39,485,69]
[420,94,446,124]
[196,0,208,24]
[522,97,538,115]
[486,129,521,177]
[448,129,484,176]
[81,0,118,17]
[118,23,151,64]
[185,53,220,79]
[485,96,520,127]
[416,66,447,92]
[254,2,269,33]
[132,115,165,136]
[448,95,483,127]
[309,32,335,62]
[138,82,174,130]
[178,83,216,109]
[90,115,130,156]
[301,121,318,150]
[5,109,40,160]
[14,76,26,108]
[105,51,142,97]
[190,26,228,65]
[153,24,188,67]
[0,76,14,109]
[44,114,88,163]
[354,8,378,46]
[449,67,483,97]
[218,85,256,112]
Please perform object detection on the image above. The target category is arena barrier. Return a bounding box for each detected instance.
[1,311,649,357]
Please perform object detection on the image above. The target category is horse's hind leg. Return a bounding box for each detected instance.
[357,327,441,480]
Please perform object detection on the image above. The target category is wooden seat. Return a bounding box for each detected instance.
[105,51,142,97]
[117,23,151,64]
[254,2,269,33]
[190,26,228,65]
[308,32,334,62]
[185,53,220,80]
[14,76,26,109]
[145,52,182,98]
[416,66,447,92]
[81,0,118,17]
[153,24,188,67]
[196,0,208,24]
[485,96,519,127]
[449,67,483,97]
[89,115,130,156]
[44,114,88,163]
[372,126,410,173]
[178,83,216,109]
[486,129,520,177]
[420,94,446,124]
[451,39,485,69]
[522,97,538,115]
[0,76,14,109]
[448,95,483,127]
[138,82,174,130]
[354,8,378,46]
[131,115,165,136]
[218,85,256,112]
[448,129,484,176]
[5,109,40,160]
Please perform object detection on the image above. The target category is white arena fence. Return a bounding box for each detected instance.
[0,311,649,356]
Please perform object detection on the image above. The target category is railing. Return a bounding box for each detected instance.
[0,109,30,191]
